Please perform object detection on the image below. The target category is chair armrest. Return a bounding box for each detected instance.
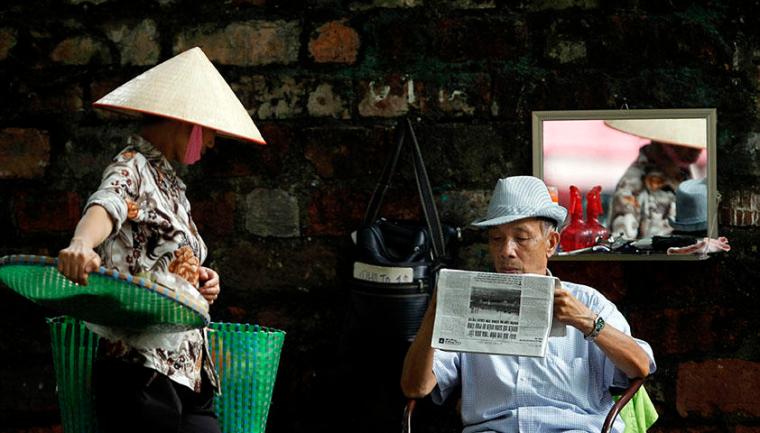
[402,399,416,433]
[601,377,646,433]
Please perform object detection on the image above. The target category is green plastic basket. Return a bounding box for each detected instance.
[46,316,285,433]
[208,322,286,433]
[48,316,101,433]
[1,255,210,332]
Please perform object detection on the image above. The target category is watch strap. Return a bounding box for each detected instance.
[584,315,605,341]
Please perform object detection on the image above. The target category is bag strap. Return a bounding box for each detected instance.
[406,118,446,259]
[362,117,447,259]
[362,120,406,226]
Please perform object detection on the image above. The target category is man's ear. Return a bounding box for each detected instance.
[546,230,560,258]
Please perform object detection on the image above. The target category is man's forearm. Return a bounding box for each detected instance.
[555,287,651,379]
[591,323,652,379]
[400,299,438,398]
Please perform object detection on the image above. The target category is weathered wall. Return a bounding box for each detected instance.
[2,1,760,432]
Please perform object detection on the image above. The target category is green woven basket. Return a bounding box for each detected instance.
[47,316,285,433]
[48,316,101,433]
[208,322,286,433]
[1,255,209,332]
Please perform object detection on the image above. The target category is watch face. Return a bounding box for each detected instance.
[594,317,605,335]
[586,316,605,341]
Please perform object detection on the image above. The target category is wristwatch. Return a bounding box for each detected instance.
[584,315,605,341]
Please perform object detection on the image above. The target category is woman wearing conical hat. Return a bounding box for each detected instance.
[57,47,265,433]
[604,118,706,240]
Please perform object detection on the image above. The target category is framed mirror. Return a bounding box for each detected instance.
[532,108,717,260]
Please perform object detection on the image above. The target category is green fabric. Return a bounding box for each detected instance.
[619,386,658,433]
[47,316,285,433]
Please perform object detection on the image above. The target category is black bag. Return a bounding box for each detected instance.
[349,118,457,341]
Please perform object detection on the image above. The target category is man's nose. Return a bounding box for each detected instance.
[500,239,519,258]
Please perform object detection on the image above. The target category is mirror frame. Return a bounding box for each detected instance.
[532,108,718,261]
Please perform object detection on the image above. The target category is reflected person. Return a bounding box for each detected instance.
[605,119,705,240]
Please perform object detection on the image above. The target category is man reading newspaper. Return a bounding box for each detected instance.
[401,176,655,433]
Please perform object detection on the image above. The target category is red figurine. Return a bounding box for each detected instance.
[560,185,593,251]
[585,185,610,245]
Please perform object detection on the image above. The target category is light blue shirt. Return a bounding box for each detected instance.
[432,280,656,433]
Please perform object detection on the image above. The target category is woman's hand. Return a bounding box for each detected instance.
[57,205,112,286]
[198,266,220,305]
[58,238,102,286]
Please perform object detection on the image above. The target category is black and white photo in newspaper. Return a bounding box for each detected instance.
[431,269,559,357]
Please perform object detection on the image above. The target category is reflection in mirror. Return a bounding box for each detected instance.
[532,109,717,260]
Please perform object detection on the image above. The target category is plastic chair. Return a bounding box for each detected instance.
[47,316,285,433]
[401,377,650,433]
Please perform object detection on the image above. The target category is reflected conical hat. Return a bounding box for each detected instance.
[604,118,706,149]
[94,47,265,145]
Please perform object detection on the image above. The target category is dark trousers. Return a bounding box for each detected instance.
[93,359,221,433]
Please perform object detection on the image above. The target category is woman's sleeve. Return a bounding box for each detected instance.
[85,152,142,236]
[609,164,645,240]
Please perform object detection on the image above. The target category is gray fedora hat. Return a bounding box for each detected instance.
[472,176,568,229]
[669,178,707,232]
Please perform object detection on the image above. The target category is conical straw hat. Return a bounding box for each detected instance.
[94,47,265,145]
[604,118,706,149]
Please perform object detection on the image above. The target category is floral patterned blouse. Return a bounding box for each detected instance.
[85,134,218,392]
[608,143,692,240]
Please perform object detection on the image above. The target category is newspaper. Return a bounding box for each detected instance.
[431,269,565,357]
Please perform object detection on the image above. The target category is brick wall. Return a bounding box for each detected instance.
[2,1,760,432]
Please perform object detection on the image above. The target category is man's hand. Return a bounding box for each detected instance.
[199,266,220,305]
[58,238,102,286]
[553,287,596,335]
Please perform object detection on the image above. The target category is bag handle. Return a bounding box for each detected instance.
[407,118,447,259]
[362,118,447,259]
[362,121,406,226]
